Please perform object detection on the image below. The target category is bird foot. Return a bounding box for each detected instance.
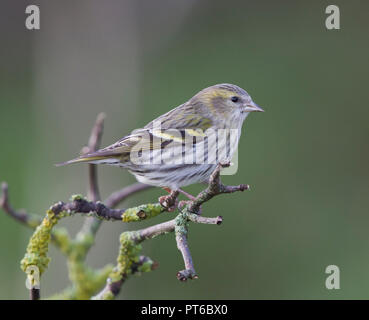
[159,190,179,211]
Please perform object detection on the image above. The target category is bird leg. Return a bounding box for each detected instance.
[177,188,196,201]
[161,188,200,213]
[162,187,196,201]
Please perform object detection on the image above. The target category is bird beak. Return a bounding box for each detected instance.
[242,101,264,113]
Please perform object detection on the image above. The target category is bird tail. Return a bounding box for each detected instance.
[55,153,122,167]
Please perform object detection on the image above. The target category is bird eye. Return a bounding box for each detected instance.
[231,96,239,103]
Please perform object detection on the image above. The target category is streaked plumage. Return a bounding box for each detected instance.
[57,84,264,190]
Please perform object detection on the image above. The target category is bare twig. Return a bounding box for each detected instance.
[0,182,40,228]
[86,113,106,155]
[30,288,40,300]
[176,231,198,281]
[188,161,250,213]
[92,256,158,300]
[85,112,105,202]
[105,183,152,208]
[0,182,27,224]
[49,196,125,220]
[49,196,165,222]
[79,113,105,238]
[187,213,223,225]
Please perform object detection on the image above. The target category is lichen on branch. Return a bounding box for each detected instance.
[20,208,67,276]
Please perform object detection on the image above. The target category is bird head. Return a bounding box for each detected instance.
[192,83,264,126]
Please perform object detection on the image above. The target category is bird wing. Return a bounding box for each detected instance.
[56,103,213,166]
[143,103,213,131]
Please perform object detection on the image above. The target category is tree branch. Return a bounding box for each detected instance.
[0,182,40,228]
[30,288,40,301]
[176,228,198,281]
[188,161,250,213]
[48,195,167,222]
[78,113,105,239]
[92,255,158,300]
[93,162,246,297]
[2,113,252,300]
[85,112,105,202]
[187,213,223,225]
[105,183,152,208]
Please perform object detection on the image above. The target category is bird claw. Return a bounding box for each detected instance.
[159,195,178,212]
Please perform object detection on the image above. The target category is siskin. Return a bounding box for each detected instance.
[57,84,264,192]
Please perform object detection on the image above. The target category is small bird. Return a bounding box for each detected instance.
[57,84,263,193]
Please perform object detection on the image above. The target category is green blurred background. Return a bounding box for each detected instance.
[1,0,368,299]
